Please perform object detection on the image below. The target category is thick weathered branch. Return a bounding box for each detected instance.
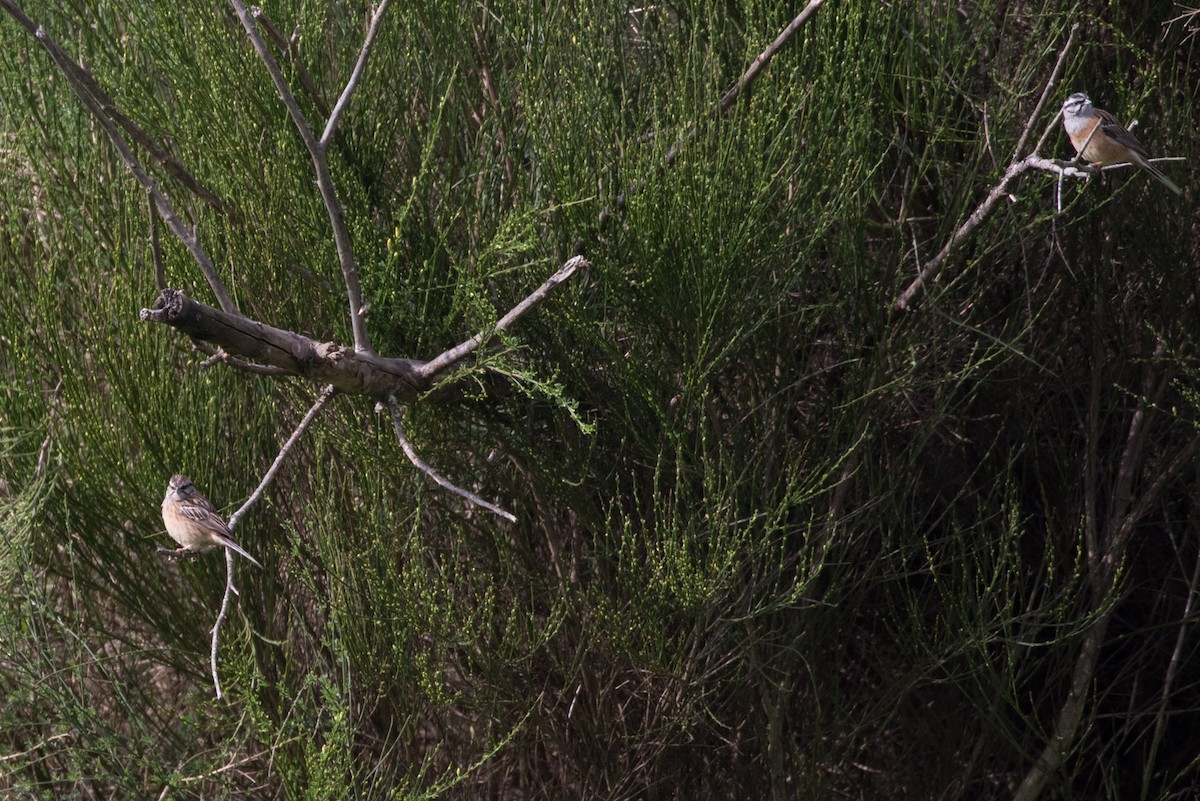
[139,289,425,399]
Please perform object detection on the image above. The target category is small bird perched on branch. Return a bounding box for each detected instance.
[161,474,263,569]
[1061,92,1182,196]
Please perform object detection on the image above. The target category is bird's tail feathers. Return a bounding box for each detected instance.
[218,536,264,569]
[1142,159,1182,196]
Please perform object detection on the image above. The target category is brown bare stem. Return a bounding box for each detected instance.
[1012,23,1078,161]
[321,0,393,147]
[385,395,517,523]
[665,0,830,165]
[418,256,588,383]
[148,190,166,291]
[229,0,372,353]
[1014,362,1198,801]
[210,548,237,699]
[0,0,241,225]
[196,344,289,376]
[203,384,338,698]
[1,9,241,314]
[252,8,331,119]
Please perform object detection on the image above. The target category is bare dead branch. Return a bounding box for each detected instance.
[1145,534,1200,782]
[229,384,338,529]
[34,379,63,480]
[140,289,426,398]
[418,256,589,383]
[721,0,829,113]
[321,0,393,147]
[0,12,242,314]
[890,22,1085,315]
[891,156,1091,313]
[252,8,330,119]
[147,190,166,291]
[385,395,517,523]
[1013,610,1111,801]
[1104,432,1200,579]
[229,0,373,353]
[665,0,830,165]
[1015,330,1197,800]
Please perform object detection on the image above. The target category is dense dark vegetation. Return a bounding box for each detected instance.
[2,1,1200,798]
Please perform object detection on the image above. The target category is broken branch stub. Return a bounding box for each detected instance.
[139,288,426,399]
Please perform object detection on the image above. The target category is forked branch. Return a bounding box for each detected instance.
[228,0,374,353]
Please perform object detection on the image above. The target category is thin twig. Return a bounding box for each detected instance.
[1014,325,1198,801]
[7,15,241,314]
[228,385,338,529]
[34,379,63,479]
[892,156,1090,312]
[664,0,830,165]
[206,385,337,698]
[720,0,828,114]
[600,0,830,226]
[229,0,372,353]
[1012,23,1078,161]
[252,8,330,118]
[1143,530,1200,798]
[196,344,289,376]
[0,732,73,763]
[385,395,517,523]
[0,0,240,224]
[321,0,393,147]
[892,24,1082,314]
[418,256,588,383]
[210,549,236,699]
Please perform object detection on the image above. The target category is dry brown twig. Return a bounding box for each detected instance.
[385,396,518,523]
[229,0,373,353]
[892,24,1079,314]
[2,11,241,313]
[0,0,241,225]
[205,384,338,698]
[252,8,331,119]
[665,0,831,166]
[600,0,832,227]
[320,0,393,147]
[419,256,590,383]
